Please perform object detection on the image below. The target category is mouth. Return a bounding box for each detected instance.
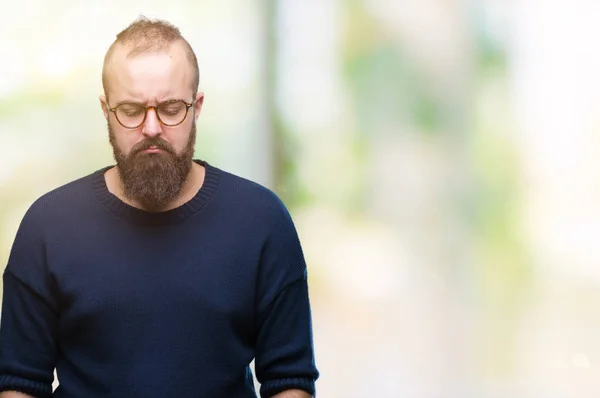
[143,146,164,153]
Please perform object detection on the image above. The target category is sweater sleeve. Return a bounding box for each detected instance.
[0,204,58,398]
[254,202,319,398]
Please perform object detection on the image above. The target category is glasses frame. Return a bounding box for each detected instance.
[108,99,194,129]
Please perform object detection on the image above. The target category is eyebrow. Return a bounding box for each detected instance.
[113,98,189,107]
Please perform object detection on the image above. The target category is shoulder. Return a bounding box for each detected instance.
[20,167,108,228]
[213,165,293,222]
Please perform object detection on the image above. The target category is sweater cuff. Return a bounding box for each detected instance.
[260,377,316,397]
[0,374,53,398]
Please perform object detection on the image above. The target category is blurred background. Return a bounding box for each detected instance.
[2,0,600,396]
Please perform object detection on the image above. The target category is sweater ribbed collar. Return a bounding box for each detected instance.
[91,159,220,225]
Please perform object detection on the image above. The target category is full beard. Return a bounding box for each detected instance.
[108,122,196,212]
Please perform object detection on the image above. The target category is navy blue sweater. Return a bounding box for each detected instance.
[0,160,319,397]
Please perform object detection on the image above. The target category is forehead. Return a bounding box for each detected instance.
[105,41,193,103]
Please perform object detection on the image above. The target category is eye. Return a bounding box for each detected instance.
[119,104,144,116]
[160,102,185,115]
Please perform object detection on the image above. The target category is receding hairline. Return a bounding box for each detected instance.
[101,17,200,100]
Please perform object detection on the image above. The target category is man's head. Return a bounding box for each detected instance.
[101,16,200,103]
[100,16,204,211]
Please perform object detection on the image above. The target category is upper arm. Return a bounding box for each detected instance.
[0,206,58,398]
[253,199,319,397]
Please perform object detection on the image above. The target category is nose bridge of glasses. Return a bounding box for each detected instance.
[151,104,177,123]
[144,105,162,124]
[146,105,159,115]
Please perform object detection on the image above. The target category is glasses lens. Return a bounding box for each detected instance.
[158,101,188,126]
[116,103,146,128]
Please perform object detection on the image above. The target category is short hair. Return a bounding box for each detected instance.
[102,16,200,101]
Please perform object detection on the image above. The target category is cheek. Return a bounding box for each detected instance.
[165,128,191,151]
[111,126,141,155]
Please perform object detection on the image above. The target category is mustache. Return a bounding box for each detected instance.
[131,138,175,155]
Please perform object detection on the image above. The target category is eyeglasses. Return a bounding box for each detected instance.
[108,99,194,129]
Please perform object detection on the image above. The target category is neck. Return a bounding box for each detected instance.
[105,161,205,212]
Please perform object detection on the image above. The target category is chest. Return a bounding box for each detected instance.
[46,222,261,338]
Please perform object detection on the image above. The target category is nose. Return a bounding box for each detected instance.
[141,107,162,137]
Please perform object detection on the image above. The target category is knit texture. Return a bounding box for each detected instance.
[0,160,319,397]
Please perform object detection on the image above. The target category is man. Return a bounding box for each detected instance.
[0,17,319,398]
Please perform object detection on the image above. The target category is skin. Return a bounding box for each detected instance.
[272,390,313,398]
[100,40,205,212]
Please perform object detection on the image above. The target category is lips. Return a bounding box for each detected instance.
[134,141,173,155]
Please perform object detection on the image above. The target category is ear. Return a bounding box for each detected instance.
[193,92,204,120]
[99,95,110,120]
